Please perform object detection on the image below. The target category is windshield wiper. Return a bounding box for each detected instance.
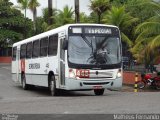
[81,35,93,51]
[81,35,97,64]
[99,35,109,48]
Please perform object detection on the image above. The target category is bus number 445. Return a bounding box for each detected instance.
[76,69,90,78]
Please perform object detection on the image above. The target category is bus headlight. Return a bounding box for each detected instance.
[69,69,76,78]
[117,69,122,78]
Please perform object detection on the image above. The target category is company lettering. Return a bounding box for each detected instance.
[29,63,40,69]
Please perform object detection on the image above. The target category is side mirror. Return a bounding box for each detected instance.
[62,40,68,50]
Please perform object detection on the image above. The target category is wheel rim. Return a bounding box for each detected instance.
[138,82,145,89]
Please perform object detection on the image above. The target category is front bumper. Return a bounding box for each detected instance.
[63,77,122,91]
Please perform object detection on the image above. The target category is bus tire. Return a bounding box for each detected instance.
[49,75,59,96]
[21,74,28,90]
[94,89,104,95]
[155,81,160,90]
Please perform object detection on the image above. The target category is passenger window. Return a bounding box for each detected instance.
[20,44,26,59]
[33,40,40,58]
[40,37,48,57]
[26,42,32,59]
[48,34,58,56]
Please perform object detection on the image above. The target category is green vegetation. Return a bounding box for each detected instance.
[102,6,138,47]
[127,0,160,64]
[17,0,40,34]
[0,0,32,47]
[89,0,111,23]
[49,5,75,29]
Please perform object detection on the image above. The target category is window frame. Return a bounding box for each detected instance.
[26,42,33,59]
[32,40,40,58]
[40,37,48,57]
[48,34,58,56]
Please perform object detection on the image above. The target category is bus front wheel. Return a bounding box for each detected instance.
[49,75,59,96]
[94,89,104,95]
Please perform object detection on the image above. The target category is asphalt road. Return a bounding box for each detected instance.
[0,64,160,115]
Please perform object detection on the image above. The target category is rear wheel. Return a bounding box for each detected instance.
[94,89,104,95]
[155,81,160,90]
[21,74,29,90]
[49,75,59,96]
[137,81,145,89]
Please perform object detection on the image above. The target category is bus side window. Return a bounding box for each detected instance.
[20,44,26,59]
[40,37,48,57]
[26,42,32,59]
[48,34,58,56]
[12,47,17,61]
[33,40,40,58]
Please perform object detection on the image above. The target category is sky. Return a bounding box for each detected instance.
[10,0,91,20]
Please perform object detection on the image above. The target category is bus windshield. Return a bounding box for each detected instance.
[68,35,121,68]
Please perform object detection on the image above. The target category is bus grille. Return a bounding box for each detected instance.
[83,82,110,85]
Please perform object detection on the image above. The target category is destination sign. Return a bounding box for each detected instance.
[84,28,112,34]
[68,26,118,35]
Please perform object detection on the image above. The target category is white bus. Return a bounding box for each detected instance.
[12,24,123,96]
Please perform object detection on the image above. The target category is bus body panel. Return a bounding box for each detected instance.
[24,56,58,87]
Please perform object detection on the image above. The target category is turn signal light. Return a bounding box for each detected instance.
[69,69,76,78]
[117,69,122,78]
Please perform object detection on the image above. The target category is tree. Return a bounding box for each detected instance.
[130,1,160,65]
[17,0,28,19]
[89,0,111,23]
[87,12,99,23]
[79,13,90,23]
[110,0,129,6]
[125,0,158,23]
[103,6,138,47]
[35,17,47,34]
[17,0,40,35]
[49,5,74,29]
[35,8,57,33]
[42,8,57,25]
[48,0,53,25]
[75,0,80,23]
[17,0,29,38]
[57,5,74,25]
[28,0,40,34]
[131,10,160,64]
[0,0,33,47]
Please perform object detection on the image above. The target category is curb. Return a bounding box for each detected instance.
[123,83,134,87]
[0,63,11,66]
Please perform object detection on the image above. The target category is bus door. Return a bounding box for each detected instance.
[16,48,20,82]
[58,32,66,86]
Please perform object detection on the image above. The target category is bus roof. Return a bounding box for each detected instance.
[13,23,119,47]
